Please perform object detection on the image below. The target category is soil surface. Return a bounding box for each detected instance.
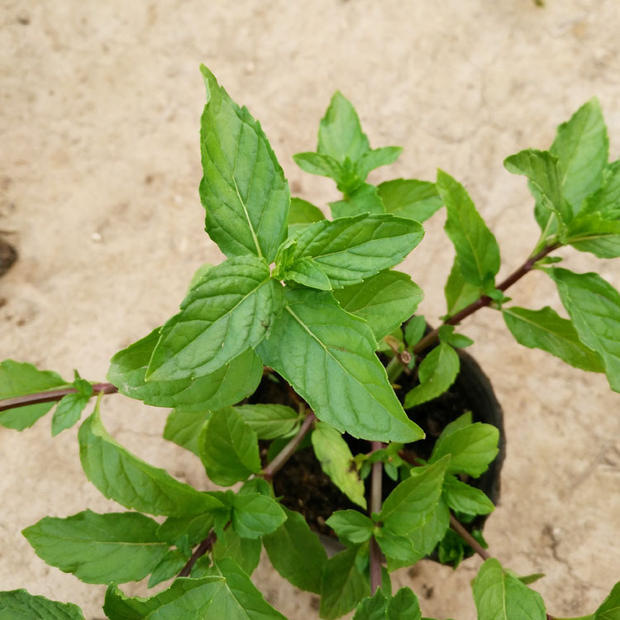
[1,1,620,618]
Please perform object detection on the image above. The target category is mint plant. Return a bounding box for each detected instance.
[1,65,619,619]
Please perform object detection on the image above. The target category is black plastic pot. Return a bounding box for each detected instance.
[251,331,506,561]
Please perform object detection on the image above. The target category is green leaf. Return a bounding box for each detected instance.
[293,152,343,180]
[79,406,223,516]
[147,550,188,588]
[258,288,423,442]
[582,161,620,219]
[473,558,547,620]
[0,590,84,620]
[199,407,261,486]
[379,457,450,536]
[550,98,608,213]
[212,528,262,576]
[163,409,209,456]
[404,343,460,408]
[199,65,289,262]
[353,590,389,620]
[51,373,93,436]
[387,588,422,620]
[279,213,424,289]
[234,403,301,439]
[231,492,286,539]
[103,578,226,619]
[442,475,495,516]
[109,329,263,412]
[22,510,169,584]
[356,147,403,179]
[429,421,499,478]
[595,581,620,619]
[288,197,326,236]
[502,306,604,372]
[157,514,213,548]
[334,270,423,341]
[330,183,386,218]
[404,316,426,348]
[564,212,620,258]
[548,268,620,392]
[146,256,282,381]
[318,91,370,164]
[279,256,333,290]
[437,170,501,288]
[444,257,482,316]
[320,546,371,620]
[0,361,68,430]
[263,506,327,594]
[206,558,287,619]
[312,422,367,508]
[438,326,474,349]
[326,510,374,545]
[378,179,443,223]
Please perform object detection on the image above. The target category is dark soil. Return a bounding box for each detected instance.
[0,239,17,278]
[249,337,506,540]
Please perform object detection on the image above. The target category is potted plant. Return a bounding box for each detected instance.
[0,65,619,619]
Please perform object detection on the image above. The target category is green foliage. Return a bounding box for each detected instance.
[377,179,443,223]
[473,558,547,620]
[23,510,169,584]
[0,590,84,620]
[326,510,374,545]
[51,371,93,436]
[353,587,422,620]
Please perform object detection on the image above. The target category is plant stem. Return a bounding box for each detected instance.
[178,530,217,577]
[449,514,490,561]
[369,441,384,594]
[413,242,561,356]
[0,382,118,412]
[261,412,316,481]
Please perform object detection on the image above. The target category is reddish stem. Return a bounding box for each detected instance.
[178,530,217,577]
[0,382,118,412]
[369,440,384,594]
[449,514,490,561]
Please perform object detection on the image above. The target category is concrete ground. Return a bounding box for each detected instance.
[1,1,619,618]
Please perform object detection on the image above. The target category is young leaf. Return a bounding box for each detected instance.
[230,492,286,539]
[334,270,423,341]
[326,510,374,545]
[146,256,282,381]
[503,149,570,229]
[0,589,85,620]
[312,421,367,508]
[320,546,371,620]
[318,91,370,164]
[436,170,501,288]
[404,316,426,348]
[502,305,604,372]
[263,507,328,594]
[404,343,460,408]
[379,457,450,536]
[438,325,474,349]
[278,256,333,290]
[157,513,213,548]
[0,360,68,430]
[473,558,547,620]
[108,329,263,412]
[550,98,608,213]
[330,183,385,218]
[199,407,261,486]
[563,212,620,258]
[429,421,499,478]
[234,403,301,439]
[163,408,209,455]
[212,527,262,576]
[353,589,389,620]
[444,256,482,316]
[582,160,620,219]
[147,550,188,587]
[293,152,343,180]
[356,147,403,180]
[22,510,169,584]
[548,268,620,392]
[199,65,289,262]
[51,372,93,436]
[279,213,424,289]
[288,197,326,236]
[104,578,226,619]
[206,558,287,619]
[257,288,424,442]
[79,406,223,517]
[378,179,443,223]
[388,588,422,620]
[442,475,495,516]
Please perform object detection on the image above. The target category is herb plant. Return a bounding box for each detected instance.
[1,65,619,619]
